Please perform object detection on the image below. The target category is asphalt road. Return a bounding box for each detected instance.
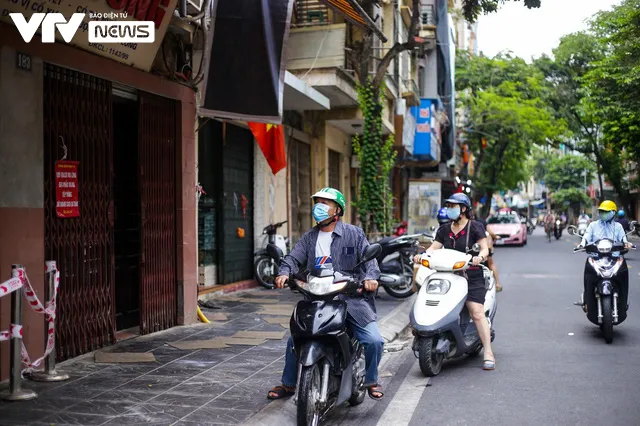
[403,227,640,426]
[245,227,640,426]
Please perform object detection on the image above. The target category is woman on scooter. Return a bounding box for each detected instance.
[413,193,496,370]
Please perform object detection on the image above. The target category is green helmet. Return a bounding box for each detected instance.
[311,187,346,217]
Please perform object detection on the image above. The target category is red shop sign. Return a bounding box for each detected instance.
[55,161,80,218]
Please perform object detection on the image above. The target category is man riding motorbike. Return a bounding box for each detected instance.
[616,209,631,232]
[577,200,633,320]
[413,193,496,370]
[267,187,385,401]
[543,211,556,241]
[579,211,590,223]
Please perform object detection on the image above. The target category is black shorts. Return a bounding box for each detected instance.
[466,272,486,305]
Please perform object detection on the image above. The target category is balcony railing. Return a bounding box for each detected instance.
[293,0,330,28]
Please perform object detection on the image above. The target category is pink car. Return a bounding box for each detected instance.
[486,213,528,246]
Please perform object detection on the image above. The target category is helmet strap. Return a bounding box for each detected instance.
[317,214,338,229]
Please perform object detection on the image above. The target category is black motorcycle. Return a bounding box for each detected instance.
[254,221,289,288]
[569,223,638,344]
[553,219,563,240]
[266,242,382,426]
[375,234,421,298]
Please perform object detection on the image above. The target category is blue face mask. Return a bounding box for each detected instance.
[599,211,615,222]
[447,206,461,220]
[313,203,331,222]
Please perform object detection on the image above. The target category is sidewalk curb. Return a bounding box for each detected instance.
[379,294,416,344]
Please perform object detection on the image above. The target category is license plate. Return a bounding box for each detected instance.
[495,239,505,245]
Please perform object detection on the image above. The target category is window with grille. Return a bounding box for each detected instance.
[328,149,341,191]
[294,0,329,27]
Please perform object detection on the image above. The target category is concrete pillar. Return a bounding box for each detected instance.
[0,45,45,381]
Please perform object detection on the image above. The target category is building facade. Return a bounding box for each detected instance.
[0,5,201,379]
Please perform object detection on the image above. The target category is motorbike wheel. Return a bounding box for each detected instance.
[297,364,322,426]
[601,295,614,344]
[254,255,277,289]
[383,264,415,299]
[418,337,443,377]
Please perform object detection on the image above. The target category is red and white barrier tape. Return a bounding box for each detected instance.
[0,263,60,373]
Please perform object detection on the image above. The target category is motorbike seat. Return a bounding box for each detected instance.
[378,236,394,246]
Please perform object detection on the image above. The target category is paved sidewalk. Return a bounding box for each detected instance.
[0,287,412,425]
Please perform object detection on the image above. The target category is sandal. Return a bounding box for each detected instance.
[483,359,496,370]
[267,385,295,400]
[366,384,384,400]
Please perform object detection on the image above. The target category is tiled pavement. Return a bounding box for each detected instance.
[0,287,408,426]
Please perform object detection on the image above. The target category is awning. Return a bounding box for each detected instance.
[318,0,388,42]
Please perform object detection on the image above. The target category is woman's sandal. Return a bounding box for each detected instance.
[483,359,496,370]
[267,385,296,400]
[366,384,384,400]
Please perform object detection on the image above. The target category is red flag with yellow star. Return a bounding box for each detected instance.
[248,122,287,175]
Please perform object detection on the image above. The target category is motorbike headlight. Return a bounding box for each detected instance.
[597,240,613,254]
[556,220,561,225]
[301,277,348,295]
[426,279,451,295]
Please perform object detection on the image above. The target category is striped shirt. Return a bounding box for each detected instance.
[279,221,381,326]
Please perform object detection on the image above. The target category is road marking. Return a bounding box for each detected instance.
[568,333,574,336]
[375,362,430,426]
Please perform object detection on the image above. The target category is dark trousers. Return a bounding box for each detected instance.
[584,259,629,324]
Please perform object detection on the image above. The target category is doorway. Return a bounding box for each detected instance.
[113,94,141,331]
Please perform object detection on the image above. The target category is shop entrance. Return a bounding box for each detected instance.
[113,92,141,331]
[44,64,178,362]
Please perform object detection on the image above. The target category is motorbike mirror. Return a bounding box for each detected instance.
[567,225,577,236]
[631,220,639,229]
[357,243,382,266]
[266,243,283,261]
[429,225,436,232]
[471,243,481,253]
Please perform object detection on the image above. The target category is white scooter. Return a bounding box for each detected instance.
[577,218,589,237]
[410,243,497,376]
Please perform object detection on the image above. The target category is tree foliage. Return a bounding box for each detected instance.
[535,0,640,215]
[543,155,595,205]
[456,51,567,215]
[458,0,541,22]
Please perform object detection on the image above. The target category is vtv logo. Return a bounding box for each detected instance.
[9,13,85,43]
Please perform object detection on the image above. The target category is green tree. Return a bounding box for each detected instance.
[535,0,640,216]
[456,51,567,216]
[543,155,595,205]
[350,0,543,232]
[581,0,640,214]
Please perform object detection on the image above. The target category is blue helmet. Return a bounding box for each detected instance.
[437,207,450,224]
[618,210,625,217]
[444,192,471,209]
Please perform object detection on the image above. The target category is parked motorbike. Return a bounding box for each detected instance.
[569,222,638,344]
[410,241,497,376]
[254,221,289,288]
[376,234,422,299]
[577,218,589,237]
[554,219,563,240]
[269,242,382,426]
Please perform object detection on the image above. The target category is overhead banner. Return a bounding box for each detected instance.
[200,0,294,123]
[0,0,177,71]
